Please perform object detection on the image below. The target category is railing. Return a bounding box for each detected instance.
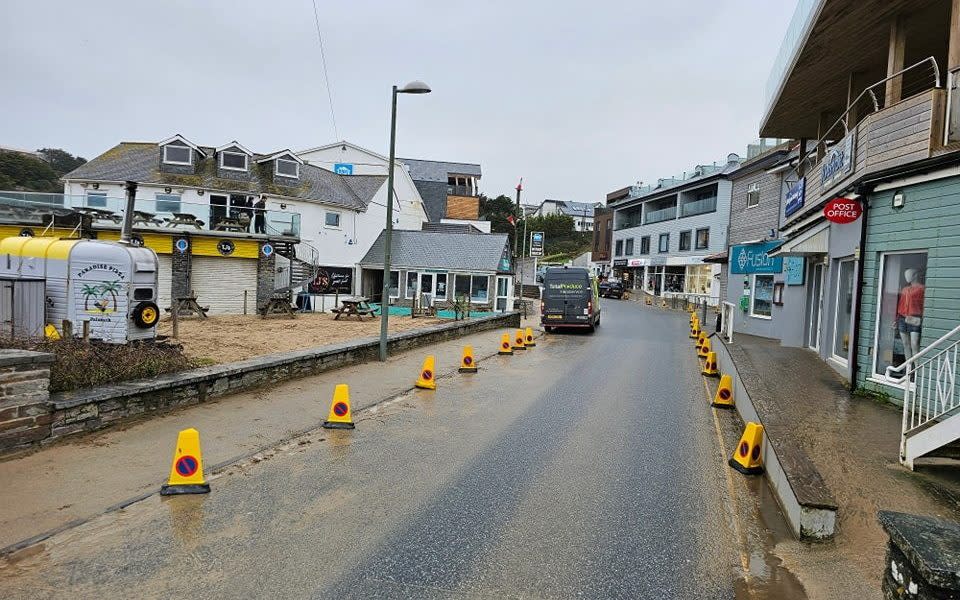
[644,206,676,224]
[765,0,821,115]
[446,185,476,197]
[0,191,302,238]
[887,325,960,465]
[680,196,716,217]
[721,301,736,343]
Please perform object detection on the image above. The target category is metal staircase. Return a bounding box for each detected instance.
[888,324,960,470]
[271,240,320,295]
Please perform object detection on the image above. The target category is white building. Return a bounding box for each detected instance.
[532,199,602,232]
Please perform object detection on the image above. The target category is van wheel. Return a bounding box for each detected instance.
[133,301,160,329]
[545,326,554,333]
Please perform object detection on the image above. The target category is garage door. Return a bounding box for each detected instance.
[190,256,258,315]
[157,255,172,311]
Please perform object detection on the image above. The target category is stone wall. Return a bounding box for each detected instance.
[0,350,55,453]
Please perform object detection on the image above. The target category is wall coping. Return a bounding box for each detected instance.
[0,349,56,368]
[50,312,519,411]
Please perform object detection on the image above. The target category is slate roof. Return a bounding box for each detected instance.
[555,200,601,217]
[63,142,386,211]
[359,230,510,273]
[399,158,482,183]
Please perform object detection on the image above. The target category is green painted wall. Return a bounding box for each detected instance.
[857,174,960,398]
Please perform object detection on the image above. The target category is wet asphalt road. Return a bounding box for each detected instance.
[0,300,752,599]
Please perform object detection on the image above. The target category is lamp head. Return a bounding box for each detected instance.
[398,80,431,94]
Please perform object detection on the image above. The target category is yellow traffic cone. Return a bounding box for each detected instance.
[689,321,700,339]
[729,422,764,475]
[498,333,513,355]
[524,327,536,348]
[415,355,437,390]
[702,351,720,377]
[696,331,706,349]
[698,337,711,359]
[712,374,735,408]
[322,384,355,429]
[459,345,478,373]
[512,329,526,350]
[160,427,210,495]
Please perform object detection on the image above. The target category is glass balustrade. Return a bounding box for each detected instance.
[644,206,677,224]
[0,191,301,237]
[680,196,716,217]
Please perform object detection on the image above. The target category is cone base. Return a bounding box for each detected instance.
[458,367,478,373]
[322,421,355,430]
[498,351,513,356]
[711,402,736,409]
[415,382,436,390]
[160,483,210,496]
[512,346,526,351]
[702,371,720,377]
[728,458,763,475]
[524,343,536,348]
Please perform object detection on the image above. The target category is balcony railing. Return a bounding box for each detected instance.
[645,206,676,224]
[765,0,821,116]
[680,196,716,217]
[0,191,301,238]
[447,185,477,197]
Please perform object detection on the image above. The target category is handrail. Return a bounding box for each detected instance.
[792,56,941,183]
[886,323,960,381]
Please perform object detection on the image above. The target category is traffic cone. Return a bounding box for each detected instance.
[415,355,437,390]
[512,328,526,350]
[160,427,210,495]
[698,337,711,359]
[702,351,720,377]
[696,331,706,349]
[459,345,478,373]
[712,374,735,408]
[498,333,513,355]
[524,327,536,348]
[689,320,700,339]
[729,422,764,475]
[322,384,355,429]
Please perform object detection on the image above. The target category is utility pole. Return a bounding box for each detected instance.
[514,179,523,300]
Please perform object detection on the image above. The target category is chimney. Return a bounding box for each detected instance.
[119,180,137,244]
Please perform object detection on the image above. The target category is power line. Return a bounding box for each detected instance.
[310,0,339,140]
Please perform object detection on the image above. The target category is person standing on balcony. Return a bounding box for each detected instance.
[254,195,266,234]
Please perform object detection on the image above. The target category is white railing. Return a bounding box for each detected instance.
[721,302,736,343]
[887,325,960,463]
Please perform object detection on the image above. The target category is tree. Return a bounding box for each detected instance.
[38,148,87,175]
[522,213,591,260]
[478,193,518,245]
[0,151,61,192]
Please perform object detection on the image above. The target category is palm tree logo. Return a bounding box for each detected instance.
[81,284,99,311]
[81,280,121,313]
[98,281,121,313]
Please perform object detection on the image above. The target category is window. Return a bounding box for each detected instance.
[746,182,760,208]
[751,275,774,318]
[470,275,489,302]
[86,191,107,208]
[436,273,448,299]
[640,236,650,255]
[388,271,400,299]
[679,231,691,251]
[276,159,299,178]
[162,144,191,165]
[405,271,419,299]
[155,193,181,213]
[658,233,669,253]
[454,273,471,299]
[872,252,927,378]
[615,239,623,256]
[133,288,153,301]
[684,264,712,295]
[325,211,341,228]
[624,238,634,255]
[832,259,856,363]
[695,228,709,250]
[220,151,248,171]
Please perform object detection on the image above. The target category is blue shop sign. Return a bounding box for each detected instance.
[784,177,806,218]
[334,163,354,175]
[784,256,805,285]
[730,241,784,274]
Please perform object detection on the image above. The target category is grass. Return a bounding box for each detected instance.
[2,338,199,393]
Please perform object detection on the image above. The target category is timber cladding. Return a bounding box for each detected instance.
[445,195,480,220]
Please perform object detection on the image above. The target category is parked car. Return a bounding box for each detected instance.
[599,280,624,299]
[540,266,600,333]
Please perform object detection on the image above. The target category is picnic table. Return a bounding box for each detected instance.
[133,210,163,227]
[332,296,378,321]
[213,216,249,232]
[74,206,122,224]
[165,212,205,229]
[166,295,209,319]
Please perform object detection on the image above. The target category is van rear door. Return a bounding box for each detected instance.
[542,272,590,323]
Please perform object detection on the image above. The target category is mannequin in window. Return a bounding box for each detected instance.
[896,268,924,360]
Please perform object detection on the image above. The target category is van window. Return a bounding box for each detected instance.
[133,288,153,300]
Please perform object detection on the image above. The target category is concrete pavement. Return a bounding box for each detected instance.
[0,300,808,598]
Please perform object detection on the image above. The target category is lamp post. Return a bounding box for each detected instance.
[380,80,431,362]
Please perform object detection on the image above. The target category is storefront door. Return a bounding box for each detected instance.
[807,262,825,350]
[831,259,856,364]
[495,276,511,312]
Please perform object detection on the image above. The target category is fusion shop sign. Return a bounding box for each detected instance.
[730,241,783,275]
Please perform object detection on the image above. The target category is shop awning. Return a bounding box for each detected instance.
[768,222,829,257]
[702,251,728,264]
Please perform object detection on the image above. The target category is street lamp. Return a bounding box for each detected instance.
[380,80,431,362]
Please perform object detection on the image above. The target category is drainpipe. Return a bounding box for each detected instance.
[119,180,137,244]
[849,183,874,390]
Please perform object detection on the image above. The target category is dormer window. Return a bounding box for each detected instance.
[276,158,299,178]
[220,151,248,172]
[163,144,192,165]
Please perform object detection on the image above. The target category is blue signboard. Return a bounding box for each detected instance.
[784,177,806,218]
[333,163,354,175]
[784,256,805,285]
[730,241,784,274]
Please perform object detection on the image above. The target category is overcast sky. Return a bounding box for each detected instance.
[2,0,795,205]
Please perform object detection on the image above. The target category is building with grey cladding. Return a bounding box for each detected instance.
[609,153,743,306]
[400,158,481,223]
[358,229,514,313]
